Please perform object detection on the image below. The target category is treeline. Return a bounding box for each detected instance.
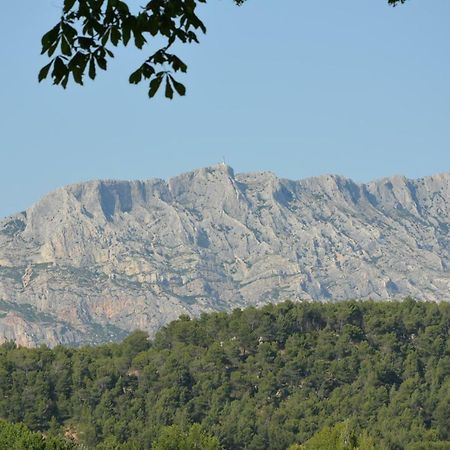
[0,299,448,449]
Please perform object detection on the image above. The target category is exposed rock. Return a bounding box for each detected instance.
[0,164,449,346]
[21,265,33,288]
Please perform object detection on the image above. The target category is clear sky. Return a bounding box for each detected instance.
[1,0,449,219]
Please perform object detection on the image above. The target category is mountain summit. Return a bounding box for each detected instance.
[1,165,450,346]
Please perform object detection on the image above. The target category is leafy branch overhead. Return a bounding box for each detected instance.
[39,0,408,99]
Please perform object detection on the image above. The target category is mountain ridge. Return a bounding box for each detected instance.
[1,165,450,346]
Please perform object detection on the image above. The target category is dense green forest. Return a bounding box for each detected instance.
[0,300,448,449]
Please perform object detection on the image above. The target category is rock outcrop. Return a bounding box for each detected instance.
[1,165,449,346]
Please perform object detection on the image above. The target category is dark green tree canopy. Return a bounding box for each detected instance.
[39,0,407,99]
[0,300,448,449]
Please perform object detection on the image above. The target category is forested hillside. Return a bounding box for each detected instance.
[0,300,448,449]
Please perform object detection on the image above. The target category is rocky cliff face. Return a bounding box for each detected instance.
[1,165,449,346]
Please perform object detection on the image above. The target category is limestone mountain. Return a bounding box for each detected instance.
[1,165,449,346]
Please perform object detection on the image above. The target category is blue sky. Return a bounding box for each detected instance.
[1,0,449,219]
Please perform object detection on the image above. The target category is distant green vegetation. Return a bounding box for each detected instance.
[0,299,448,449]
[0,420,77,449]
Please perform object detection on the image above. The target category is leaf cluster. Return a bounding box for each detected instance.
[39,0,222,98]
[39,0,408,99]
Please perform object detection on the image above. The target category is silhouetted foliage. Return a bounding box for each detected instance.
[39,0,408,99]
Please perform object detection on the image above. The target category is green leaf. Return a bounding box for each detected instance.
[47,41,59,57]
[95,54,107,71]
[89,58,96,80]
[72,68,84,85]
[41,25,60,54]
[63,0,76,12]
[142,63,155,78]
[69,51,89,73]
[117,1,130,15]
[38,62,52,82]
[92,20,106,36]
[61,74,69,89]
[122,19,132,46]
[170,55,187,73]
[61,37,72,56]
[165,77,174,99]
[152,51,166,65]
[133,30,146,49]
[169,76,186,96]
[62,22,77,41]
[148,75,163,98]
[148,15,159,36]
[187,30,200,44]
[111,27,121,46]
[129,68,142,85]
[78,37,94,50]
[52,57,68,84]
[101,28,111,47]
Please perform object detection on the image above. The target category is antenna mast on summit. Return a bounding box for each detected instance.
[222,156,227,166]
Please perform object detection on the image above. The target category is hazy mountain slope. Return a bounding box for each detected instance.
[1,164,449,346]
